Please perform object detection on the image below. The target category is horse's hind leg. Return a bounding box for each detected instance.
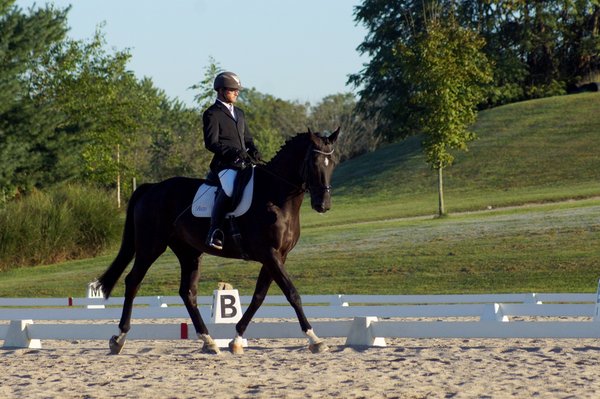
[110,252,162,354]
[173,247,220,355]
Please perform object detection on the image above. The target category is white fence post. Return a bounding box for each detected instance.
[594,279,600,322]
[3,290,600,345]
[2,320,41,349]
[345,317,386,347]
[154,296,168,308]
[525,293,543,305]
[480,303,509,322]
[332,294,349,307]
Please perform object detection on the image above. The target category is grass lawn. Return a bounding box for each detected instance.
[1,93,599,297]
[1,198,598,297]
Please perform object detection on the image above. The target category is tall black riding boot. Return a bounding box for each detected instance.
[206,189,230,250]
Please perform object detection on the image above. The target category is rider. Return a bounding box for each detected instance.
[203,71,261,250]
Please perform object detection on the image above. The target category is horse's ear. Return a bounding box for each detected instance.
[307,127,313,135]
[328,127,340,143]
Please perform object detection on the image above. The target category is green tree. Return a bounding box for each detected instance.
[238,88,307,160]
[148,94,210,181]
[457,0,600,103]
[0,0,68,199]
[396,15,492,215]
[190,56,221,112]
[309,93,380,162]
[29,29,165,205]
[353,1,600,112]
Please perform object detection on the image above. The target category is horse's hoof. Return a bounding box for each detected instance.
[229,340,244,355]
[201,342,221,355]
[308,341,329,354]
[109,335,125,355]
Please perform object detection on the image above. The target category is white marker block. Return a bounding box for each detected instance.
[211,289,247,348]
[87,282,105,309]
[3,320,42,349]
[480,303,509,322]
[211,289,243,324]
[345,316,386,347]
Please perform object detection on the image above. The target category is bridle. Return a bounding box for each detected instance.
[258,145,335,196]
[300,145,335,195]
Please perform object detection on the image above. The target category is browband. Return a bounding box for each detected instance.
[313,149,335,156]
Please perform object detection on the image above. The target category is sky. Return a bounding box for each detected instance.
[15,0,369,107]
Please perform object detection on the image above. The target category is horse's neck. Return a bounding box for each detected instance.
[258,165,304,202]
[258,134,310,210]
[258,152,306,212]
[265,154,304,186]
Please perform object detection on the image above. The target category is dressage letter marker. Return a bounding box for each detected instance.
[210,288,247,348]
[220,295,238,319]
[86,282,105,309]
[211,289,242,324]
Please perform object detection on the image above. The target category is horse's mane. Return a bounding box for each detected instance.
[266,132,312,167]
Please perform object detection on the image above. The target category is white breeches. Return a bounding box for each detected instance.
[218,169,238,197]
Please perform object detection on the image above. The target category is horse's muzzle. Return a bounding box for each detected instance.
[311,194,331,213]
[312,203,330,213]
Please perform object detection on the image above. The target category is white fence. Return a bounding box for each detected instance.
[2,289,600,349]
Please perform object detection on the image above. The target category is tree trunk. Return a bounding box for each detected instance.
[437,166,445,216]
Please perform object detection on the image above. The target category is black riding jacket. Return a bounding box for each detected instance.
[202,101,259,173]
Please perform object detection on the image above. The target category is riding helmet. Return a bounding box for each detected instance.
[214,71,242,91]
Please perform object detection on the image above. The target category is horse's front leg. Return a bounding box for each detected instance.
[228,265,272,354]
[264,250,328,353]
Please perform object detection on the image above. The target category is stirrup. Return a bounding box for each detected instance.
[207,229,224,250]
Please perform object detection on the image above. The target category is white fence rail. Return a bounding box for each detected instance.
[2,290,600,349]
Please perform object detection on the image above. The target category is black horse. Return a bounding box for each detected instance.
[97,128,340,355]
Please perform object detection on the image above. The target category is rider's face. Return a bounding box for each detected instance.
[220,88,239,104]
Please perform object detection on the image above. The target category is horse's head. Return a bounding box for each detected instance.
[304,127,340,213]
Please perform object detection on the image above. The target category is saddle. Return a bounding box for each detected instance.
[191,166,255,218]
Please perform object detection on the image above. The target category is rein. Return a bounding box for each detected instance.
[259,146,335,196]
[256,164,305,195]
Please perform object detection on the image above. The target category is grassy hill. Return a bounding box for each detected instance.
[0,93,599,297]
[313,92,600,226]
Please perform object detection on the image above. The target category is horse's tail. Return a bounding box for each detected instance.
[96,183,154,299]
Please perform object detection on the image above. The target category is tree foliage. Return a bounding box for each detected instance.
[238,89,308,160]
[1,3,372,206]
[397,16,492,169]
[405,16,492,215]
[0,0,68,199]
[351,0,600,140]
[0,4,213,201]
[352,1,493,215]
[309,93,381,162]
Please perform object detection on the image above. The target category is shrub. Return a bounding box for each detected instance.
[0,184,120,271]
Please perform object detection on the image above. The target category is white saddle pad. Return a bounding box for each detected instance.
[191,168,254,218]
